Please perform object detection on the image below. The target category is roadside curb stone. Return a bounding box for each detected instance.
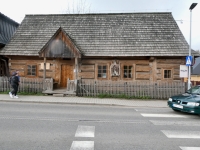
[0,94,168,108]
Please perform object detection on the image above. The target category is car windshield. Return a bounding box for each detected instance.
[187,86,200,94]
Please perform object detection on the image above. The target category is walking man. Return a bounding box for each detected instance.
[9,72,20,98]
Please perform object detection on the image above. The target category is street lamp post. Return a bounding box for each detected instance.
[188,3,198,90]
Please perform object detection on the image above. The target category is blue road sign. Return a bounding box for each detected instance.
[186,56,192,66]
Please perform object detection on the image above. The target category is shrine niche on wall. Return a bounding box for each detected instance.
[110,60,120,77]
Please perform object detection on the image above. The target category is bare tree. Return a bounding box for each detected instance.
[65,0,91,14]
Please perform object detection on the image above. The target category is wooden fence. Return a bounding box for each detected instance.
[77,80,187,99]
[0,76,53,93]
[0,77,187,99]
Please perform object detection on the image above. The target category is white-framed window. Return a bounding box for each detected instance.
[27,65,37,76]
[123,65,132,78]
[98,65,107,78]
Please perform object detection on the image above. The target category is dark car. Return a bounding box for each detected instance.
[168,85,200,115]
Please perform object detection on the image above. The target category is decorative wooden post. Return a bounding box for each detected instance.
[74,57,78,91]
[43,57,46,80]
[42,57,46,90]
[75,57,78,80]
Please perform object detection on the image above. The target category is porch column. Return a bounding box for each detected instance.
[43,57,46,80]
[75,57,78,80]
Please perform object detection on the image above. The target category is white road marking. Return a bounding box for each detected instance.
[141,113,187,118]
[75,126,95,137]
[70,141,94,150]
[161,130,200,138]
[150,120,200,126]
[180,147,200,150]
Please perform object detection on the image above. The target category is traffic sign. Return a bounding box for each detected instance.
[186,56,192,66]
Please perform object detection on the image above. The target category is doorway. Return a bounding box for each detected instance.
[60,64,74,87]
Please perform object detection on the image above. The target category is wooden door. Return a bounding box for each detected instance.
[61,64,73,87]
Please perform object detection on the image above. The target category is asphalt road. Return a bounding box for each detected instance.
[0,101,199,150]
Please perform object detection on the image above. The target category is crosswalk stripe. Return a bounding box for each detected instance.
[150,120,200,126]
[161,130,200,138]
[141,114,187,118]
[180,147,200,150]
[75,125,95,137]
[70,141,94,150]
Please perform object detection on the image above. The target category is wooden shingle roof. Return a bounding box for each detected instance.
[0,12,196,56]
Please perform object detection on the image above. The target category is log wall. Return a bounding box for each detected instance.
[156,58,185,81]
[79,58,185,82]
[8,56,185,86]
[8,56,74,87]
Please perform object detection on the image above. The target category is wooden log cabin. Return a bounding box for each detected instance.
[0,12,198,90]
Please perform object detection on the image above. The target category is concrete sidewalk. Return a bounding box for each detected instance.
[0,94,168,108]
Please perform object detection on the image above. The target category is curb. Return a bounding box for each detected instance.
[0,94,168,108]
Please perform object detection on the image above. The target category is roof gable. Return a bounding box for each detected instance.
[39,27,81,58]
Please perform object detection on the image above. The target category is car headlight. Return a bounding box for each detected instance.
[187,102,195,106]
[187,102,200,106]
[168,98,172,102]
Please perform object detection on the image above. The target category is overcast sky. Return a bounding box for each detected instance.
[0,0,199,50]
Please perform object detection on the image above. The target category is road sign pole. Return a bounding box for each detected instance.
[188,3,198,90]
[188,65,191,90]
[188,6,192,90]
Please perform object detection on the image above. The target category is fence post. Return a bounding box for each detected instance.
[76,80,79,96]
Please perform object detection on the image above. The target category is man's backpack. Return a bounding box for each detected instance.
[10,76,18,84]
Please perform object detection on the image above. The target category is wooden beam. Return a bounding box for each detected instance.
[43,57,46,80]
[75,57,78,80]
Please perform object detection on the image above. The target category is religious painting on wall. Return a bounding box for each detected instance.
[110,60,120,76]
